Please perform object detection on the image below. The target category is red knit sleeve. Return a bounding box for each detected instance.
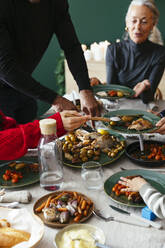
[0,112,66,160]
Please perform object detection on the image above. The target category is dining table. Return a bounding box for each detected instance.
[1,97,165,248]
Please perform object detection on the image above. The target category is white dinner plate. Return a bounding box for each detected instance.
[0,207,44,248]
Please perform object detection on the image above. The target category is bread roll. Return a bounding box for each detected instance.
[0,227,30,247]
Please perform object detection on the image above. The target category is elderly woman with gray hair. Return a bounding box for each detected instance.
[106,0,165,103]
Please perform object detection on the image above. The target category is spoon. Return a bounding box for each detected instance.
[138,133,145,155]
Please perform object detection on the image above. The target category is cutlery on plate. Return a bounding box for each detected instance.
[120,166,165,173]
[109,205,162,229]
[92,209,149,228]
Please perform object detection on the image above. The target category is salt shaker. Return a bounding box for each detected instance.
[38,119,63,191]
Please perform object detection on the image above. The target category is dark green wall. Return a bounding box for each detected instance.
[34,0,165,116]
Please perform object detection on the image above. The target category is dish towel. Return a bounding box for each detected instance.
[0,190,32,203]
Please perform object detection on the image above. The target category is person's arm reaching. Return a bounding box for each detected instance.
[0,3,57,105]
[0,110,90,160]
[53,0,100,116]
[138,51,165,103]
[119,176,165,219]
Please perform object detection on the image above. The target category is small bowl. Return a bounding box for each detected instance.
[54,223,105,248]
[125,140,165,167]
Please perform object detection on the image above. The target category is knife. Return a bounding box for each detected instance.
[120,167,165,173]
[109,205,162,229]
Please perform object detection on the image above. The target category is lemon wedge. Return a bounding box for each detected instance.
[97,129,109,135]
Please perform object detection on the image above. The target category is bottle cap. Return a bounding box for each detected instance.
[39,119,56,135]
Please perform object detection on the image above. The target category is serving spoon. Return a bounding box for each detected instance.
[138,133,145,155]
[72,234,111,248]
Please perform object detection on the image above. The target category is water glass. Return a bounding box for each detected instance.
[81,161,103,190]
[104,99,119,112]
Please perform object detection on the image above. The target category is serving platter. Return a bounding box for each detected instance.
[125,140,165,167]
[0,160,39,189]
[92,84,135,100]
[33,191,94,228]
[104,169,165,207]
[103,109,160,134]
[62,130,125,168]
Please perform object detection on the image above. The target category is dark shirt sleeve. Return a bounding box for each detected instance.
[106,45,118,84]
[53,0,91,91]
[140,52,165,104]
[0,4,58,104]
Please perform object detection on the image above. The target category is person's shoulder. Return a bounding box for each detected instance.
[107,40,127,51]
[148,40,165,53]
[0,0,9,12]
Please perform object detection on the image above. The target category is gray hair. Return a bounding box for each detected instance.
[125,0,159,25]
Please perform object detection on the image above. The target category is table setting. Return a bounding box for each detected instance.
[1,89,165,248]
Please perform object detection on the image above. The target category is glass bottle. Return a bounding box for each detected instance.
[38,119,63,191]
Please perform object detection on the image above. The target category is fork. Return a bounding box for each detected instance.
[92,209,150,227]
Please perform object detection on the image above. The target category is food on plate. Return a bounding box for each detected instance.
[96,90,128,98]
[109,115,153,131]
[131,143,165,161]
[1,161,39,184]
[128,118,153,131]
[0,226,30,247]
[121,115,134,122]
[96,91,107,97]
[97,129,109,135]
[58,229,96,248]
[35,191,93,224]
[112,176,144,204]
[8,161,39,172]
[2,169,23,183]
[62,129,125,163]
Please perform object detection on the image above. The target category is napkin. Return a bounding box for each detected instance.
[0,190,32,203]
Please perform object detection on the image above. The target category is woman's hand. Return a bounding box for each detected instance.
[60,110,90,132]
[118,176,147,192]
[133,80,150,98]
[155,117,165,134]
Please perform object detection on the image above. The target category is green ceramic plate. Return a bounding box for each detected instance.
[63,130,125,169]
[104,109,160,134]
[104,169,165,207]
[92,84,135,100]
[0,160,39,189]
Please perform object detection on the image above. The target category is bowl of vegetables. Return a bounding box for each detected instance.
[125,140,165,167]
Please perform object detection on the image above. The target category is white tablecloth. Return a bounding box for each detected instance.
[2,97,165,248]
[5,158,165,248]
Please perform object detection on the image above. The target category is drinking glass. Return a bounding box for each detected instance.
[104,99,119,112]
[81,161,103,190]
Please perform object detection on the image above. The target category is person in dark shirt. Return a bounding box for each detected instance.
[106,0,165,104]
[0,0,100,123]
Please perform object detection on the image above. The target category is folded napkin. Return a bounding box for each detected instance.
[0,190,32,203]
